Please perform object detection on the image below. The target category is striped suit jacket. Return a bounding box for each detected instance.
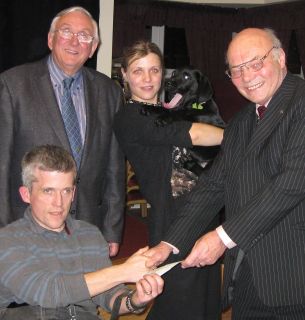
[164,72,305,308]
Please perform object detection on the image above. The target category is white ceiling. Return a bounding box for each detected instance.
[158,0,293,7]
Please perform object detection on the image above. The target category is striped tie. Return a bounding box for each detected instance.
[61,78,83,168]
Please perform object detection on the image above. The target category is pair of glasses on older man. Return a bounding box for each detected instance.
[54,28,94,44]
[225,46,278,79]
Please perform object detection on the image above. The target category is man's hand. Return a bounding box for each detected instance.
[120,247,152,283]
[144,242,173,268]
[133,273,164,305]
[182,230,226,268]
[109,273,163,314]
[109,242,120,257]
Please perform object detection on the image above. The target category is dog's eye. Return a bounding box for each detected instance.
[183,73,190,80]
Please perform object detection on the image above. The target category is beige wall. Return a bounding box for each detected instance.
[96,0,114,77]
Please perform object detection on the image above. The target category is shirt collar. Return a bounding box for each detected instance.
[47,54,83,89]
[255,98,271,115]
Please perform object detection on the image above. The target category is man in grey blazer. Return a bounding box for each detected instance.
[0,6,125,256]
[146,28,305,318]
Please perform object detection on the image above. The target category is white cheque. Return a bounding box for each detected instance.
[151,261,182,276]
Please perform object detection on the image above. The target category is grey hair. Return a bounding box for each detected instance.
[21,145,77,191]
[49,6,100,44]
[263,28,282,60]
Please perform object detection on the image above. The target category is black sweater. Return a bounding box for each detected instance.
[114,101,192,245]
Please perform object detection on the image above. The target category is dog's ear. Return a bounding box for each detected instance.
[196,71,213,103]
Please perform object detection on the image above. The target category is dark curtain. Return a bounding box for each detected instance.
[113,2,239,81]
[242,0,305,73]
[296,28,305,75]
[3,0,305,77]
[113,0,305,121]
[113,0,305,81]
[1,0,305,120]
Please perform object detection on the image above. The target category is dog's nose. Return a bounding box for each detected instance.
[165,79,174,89]
[165,79,171,86]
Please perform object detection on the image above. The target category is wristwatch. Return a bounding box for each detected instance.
[125,290,146,314]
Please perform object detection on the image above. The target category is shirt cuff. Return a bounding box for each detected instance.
[216,226,236,249]
[161,241,179,254]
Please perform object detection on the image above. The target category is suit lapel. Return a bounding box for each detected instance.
[33,60,70,149]
[80,69,98,166]
[244,73,295,156]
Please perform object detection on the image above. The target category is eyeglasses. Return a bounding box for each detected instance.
[225,46,278,79]
[54,28,94,44]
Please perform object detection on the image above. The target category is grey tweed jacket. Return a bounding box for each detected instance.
[0,57,125,243]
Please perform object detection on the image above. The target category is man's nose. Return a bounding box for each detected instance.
[241,66,253,81]
[53,192,63,206]
[70,33,80,45]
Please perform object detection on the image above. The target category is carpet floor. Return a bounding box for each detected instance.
[115,209,149,260]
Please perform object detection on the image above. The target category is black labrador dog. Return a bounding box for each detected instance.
[140,66,225,180]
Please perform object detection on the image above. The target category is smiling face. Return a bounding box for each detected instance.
[48,10,98,76]
[227,28,287,105]
[19,169,75,232]
[122,53,162,104]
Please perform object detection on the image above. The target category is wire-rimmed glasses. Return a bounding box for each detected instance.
[54,28,94,44]
[225,46,278,79]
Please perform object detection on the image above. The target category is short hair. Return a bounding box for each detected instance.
[21,145,77,190]
[264,28,283,60]
[121,40,164,98]
[49,6,100,44]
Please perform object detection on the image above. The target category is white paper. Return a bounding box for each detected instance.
[151,260,182,276]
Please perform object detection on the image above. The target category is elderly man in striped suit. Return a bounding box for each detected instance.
[146,27,305,319]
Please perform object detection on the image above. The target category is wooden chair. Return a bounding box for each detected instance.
[126,161,148,217]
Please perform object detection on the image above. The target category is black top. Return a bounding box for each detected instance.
[114,101,192,245]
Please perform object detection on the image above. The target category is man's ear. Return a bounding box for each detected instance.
[47,32,54,51]
[89,41,99,58]
[278,48,286,68]
[19,186,31,204]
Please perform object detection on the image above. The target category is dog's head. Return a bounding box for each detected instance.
[164,67,214,110]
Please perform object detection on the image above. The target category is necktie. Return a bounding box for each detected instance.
[257,105,267,119]
[61,78,83,168]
